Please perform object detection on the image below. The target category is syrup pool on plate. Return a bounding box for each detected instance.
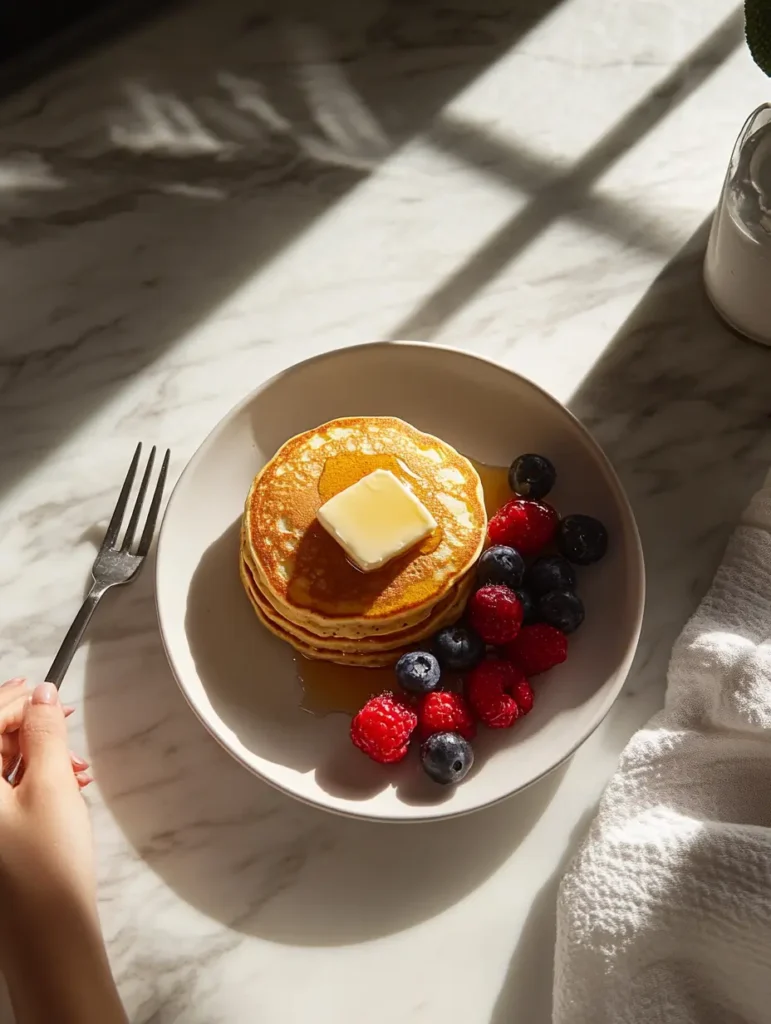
[468,458,511,518]
[295,457,510,716]
[296,659,394,716]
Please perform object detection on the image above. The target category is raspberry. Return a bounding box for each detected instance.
[512,678,534,715]
[468,585,523,645]
[351,694,418,764]
[505,624,568,676]
[488,499,558,556]
[466,661,521,728]
[418,691,476,741]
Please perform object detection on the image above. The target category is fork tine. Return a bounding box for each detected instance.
[137,449,170,556]
[101,443,141,552]
[121,446,156,552]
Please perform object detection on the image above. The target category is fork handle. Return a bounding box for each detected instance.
[46,581,109,688]
[4,581,109,785]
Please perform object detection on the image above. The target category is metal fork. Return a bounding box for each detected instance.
[4,443,170,785]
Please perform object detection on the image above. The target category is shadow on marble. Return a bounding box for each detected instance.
[388,6,744,341]
[0,0,177,97]
[489,806,596,1024]
[568,217,771,725]
[84,560,567,945]
[0,0,565,503]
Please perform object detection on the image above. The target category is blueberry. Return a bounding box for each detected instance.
[476,544,525,589]
[538,590,585,634]
[557,514,608,565]
[514,587,538,625]
[527,555,577,596]
[432,625,485,673]
[509,454,556,500]
[420,732,474,785]
[395,651,441,695]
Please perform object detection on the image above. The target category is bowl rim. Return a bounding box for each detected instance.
[155,340,646,822]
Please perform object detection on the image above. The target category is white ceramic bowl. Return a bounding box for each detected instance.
[156,342,644,822]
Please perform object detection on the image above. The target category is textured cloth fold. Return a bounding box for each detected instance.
[555,473,771,1024]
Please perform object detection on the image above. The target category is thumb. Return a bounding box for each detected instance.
[19,683,71,784]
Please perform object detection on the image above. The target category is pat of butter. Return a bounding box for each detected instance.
[317,469,437,572]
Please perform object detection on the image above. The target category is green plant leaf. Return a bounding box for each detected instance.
[746,0,771,76]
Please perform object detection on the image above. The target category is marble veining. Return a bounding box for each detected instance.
[0,0,769,1021]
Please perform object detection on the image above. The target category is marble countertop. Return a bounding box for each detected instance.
[1,0,770,1020]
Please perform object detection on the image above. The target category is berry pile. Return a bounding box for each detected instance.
[350,452,608,785]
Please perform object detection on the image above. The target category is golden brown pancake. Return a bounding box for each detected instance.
[240,549,473,661]
[240,555,422,666]
[242,416,486,636]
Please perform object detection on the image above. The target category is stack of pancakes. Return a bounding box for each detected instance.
[240,416,487,667]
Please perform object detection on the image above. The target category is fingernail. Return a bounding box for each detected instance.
[64,706,75,718]
[70,751,89,770]
[77,773,94,788]
[1,678,25,689]
[32,683,58,705]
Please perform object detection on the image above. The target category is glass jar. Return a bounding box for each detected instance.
[704,103,771,345]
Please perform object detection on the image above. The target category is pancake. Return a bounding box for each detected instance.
[240,549,473,657]
[248,599,402,666]
[240,534,468,640]
[241,557,467,666]
[241,555,421,666]
[242,416,486,636]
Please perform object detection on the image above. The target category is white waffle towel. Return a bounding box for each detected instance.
[554,474,771,1024]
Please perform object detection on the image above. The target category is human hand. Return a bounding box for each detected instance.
[0,680,127,1023]
[0,677,92,787]
[0,681,96,967]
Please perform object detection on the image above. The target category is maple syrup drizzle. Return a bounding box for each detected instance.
[470,458,512,518]
[317,452,419,502]
[295,457,510,716]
